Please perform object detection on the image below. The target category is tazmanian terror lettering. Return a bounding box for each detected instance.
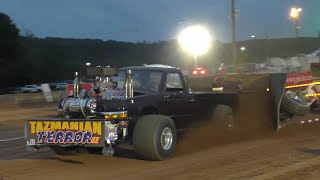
[36,130,100,144]
[28,121,102,144]
[29,121,102,135]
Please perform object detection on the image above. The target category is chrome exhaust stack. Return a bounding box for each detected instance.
[73,72,81,98]
[125,69,133,99]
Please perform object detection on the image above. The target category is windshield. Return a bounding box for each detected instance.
[112,70,163,93]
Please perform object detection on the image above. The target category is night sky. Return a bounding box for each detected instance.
[0,0,319,43]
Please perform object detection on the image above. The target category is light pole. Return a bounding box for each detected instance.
[83,62,91,80]
[177,25,213,68]
[290,7,302,38]
[231,0,237,65]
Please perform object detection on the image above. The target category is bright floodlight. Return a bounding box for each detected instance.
[178,25,212,58]
[290,7,302,19]
[86,62,91,66]
[240,46,246,51]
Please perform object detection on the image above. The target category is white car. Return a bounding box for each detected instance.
[56,83,68,89]
[21,84,42,93]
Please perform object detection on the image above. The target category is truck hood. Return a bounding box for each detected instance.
[96,99,127,112]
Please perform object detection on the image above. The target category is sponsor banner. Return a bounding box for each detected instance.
[66,83,92,96]
[210,71,313,92]
[26,120,105,147]
[212,74,270,92]
[286,71,313,87]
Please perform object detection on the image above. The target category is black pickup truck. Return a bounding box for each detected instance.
[24,64,260,161]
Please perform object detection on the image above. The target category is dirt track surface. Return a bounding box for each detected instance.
[1,105,320,179]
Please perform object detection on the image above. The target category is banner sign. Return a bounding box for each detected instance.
[26,120,105,147]
[209,71,313,92]
[286,71,313,87]
[211,73,270,92]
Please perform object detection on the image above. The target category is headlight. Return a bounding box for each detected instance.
[105,121,118,144]
[102,111,128,120]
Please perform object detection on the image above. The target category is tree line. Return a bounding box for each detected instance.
[1,12,320,88]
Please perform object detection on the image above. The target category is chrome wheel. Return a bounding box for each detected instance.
[287,93,308,105]
[160,127,173,150]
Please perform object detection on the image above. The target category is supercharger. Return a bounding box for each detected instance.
[57,68,133,149]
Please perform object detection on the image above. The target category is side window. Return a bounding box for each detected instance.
[165,73,183,92]
[132,71,162,92]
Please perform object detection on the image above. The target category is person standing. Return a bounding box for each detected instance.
[218,63,227,74]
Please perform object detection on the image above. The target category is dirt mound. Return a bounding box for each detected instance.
[175,119,320,158]
[175,124,263,156]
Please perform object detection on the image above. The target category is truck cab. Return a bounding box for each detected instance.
[117,65,237,129]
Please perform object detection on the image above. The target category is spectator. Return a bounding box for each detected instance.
[218,63,227,74]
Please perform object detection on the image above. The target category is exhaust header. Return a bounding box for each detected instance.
[73,72,81,98]
[125,70,133,99]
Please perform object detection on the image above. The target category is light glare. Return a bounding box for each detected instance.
[290,7,302,18]
[178,25,212,58]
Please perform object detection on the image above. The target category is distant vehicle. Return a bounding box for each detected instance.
[0,87,24,95]
[7,87,23,94]
[21,84,42,93]
[56,83,68,89]
[191,67,208,76]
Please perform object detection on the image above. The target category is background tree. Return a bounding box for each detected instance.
[21,28,36,38]
[0,12,20,61]
[29,43,66,82]
[0,12,27,88]
[1,12,320,89]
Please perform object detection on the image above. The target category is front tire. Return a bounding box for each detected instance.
[133,115,177,161]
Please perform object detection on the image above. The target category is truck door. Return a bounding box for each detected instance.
[158,72,194,128]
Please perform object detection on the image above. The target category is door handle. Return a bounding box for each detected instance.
[162,94,178,102]
[164,94,180,99]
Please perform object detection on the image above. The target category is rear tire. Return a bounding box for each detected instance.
[211,105,235,133]
[133,115,177,161]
